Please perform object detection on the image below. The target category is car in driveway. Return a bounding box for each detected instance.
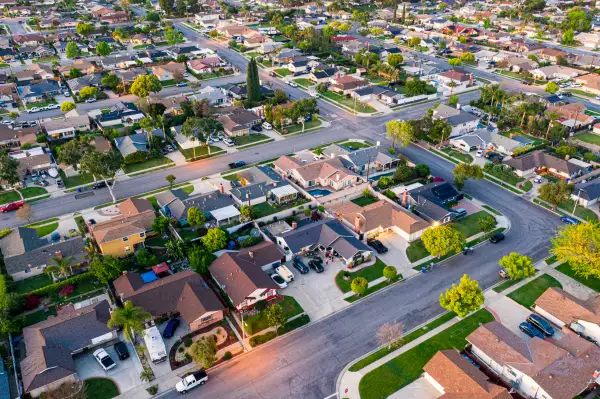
[561,216,579,225]
[93,348,116,371]
[527,314,554,336]
[163,318,181,338]
[308,259,324,273]
[270,273,288,288]
[367,239,388,254]
[453,208,467,218]
[275,264,294,282]
[251,124,263,132]
[519,322,545,339]
[114,342,129,360]
[489,233,505,243]
[292,257,309,274]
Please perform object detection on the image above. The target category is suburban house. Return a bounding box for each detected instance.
[8,147,53,180]
[538,47,571,63]
[273,155,305,176]
[229,165,298,206]
[437,70,472,90]
[20,300,117,397]
[504,150,590,179]
[433,104,479,137]
[18,80,61,104]
[151,61,186,82]
[309,67,338,84]
[450,129,527,155]
[41,114,90,141]
[187,57,222,74]
[217,109,262,137]
[0,125,36,149]
[67,74,103,96]
[0,227,87,281]
[94,102,145,129]
[531,65,584,80]
[467,320,600,399]
[574,74,600,95]
[155,188,241,227]
[575,32,600,49]
[285,157,361,191]
[58,59,97,76]
[321,144,400,176]
[330,199,430,242]
[329,75,368,95]
[422,350,511,398]
[572,179,600,208]
[113,270,226,331]
[275,218,372,266]
[534,287,600,343]
[89,198,155,257]
[407,182,462,224]
[114,130,164,158]
[209,248,280,310]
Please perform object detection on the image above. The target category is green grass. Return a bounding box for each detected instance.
[59,170,95,189]
[233,133,269,145]
[522,181,533,192]
[556,262,600,292]
[182,185,194,195]
[321,90,377,113]
[238,139,275,149]
[20,187,47,198]
[545,255,558,265]
[349,312,456,371]
[32,55,59,63]
[576,133,600,146]
[277,314,310,334]
[283,117,322,134]
[243,296,304,335]
[337,140,374,149]
[482,205,502,216]
[293,78,314,88]
[35,223,58,238]
[451,211,491,238]
[122,156,174,174]
[26,218,59,228]
[557,199,599,222]
[345,277,401,303]
[0,190,19,204]
[351,196,378,207]
[9,274,53,294]
[335,258,389,293]
[84,378,120,399]
[251,199,307,218]
[492,279,521,293]
[18,306,57,328]
[26,100,57,110]
[179,145,222,161]
[359,309,494,399]
[406,240,430,263]
[274,68,292,77]
[508,274,562,308]
[441,148,473,163]
[133,44,151,49]
[569,89,596,98]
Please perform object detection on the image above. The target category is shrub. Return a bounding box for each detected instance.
[415,164,430,177]
[178,346,184,353]
[58,285,75,297]
[378,176,394,189]
[75,216,88,234]
[222,351,232,360]
[184,336,193,347]
[277,314,310,334]
[254,300,267,312]
[385,190,397,200]
[24,295,40,310]
[20,272,93,299]
[249,331,277,347]
[146,385,158,395]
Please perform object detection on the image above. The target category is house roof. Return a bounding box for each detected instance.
[423,350,512,398]
[292,157,357,182]
[534,287,600,324]
[90,198,154,244]
[273,155,303,172]
[113,270,225,324]
[408,181,460,203]
[155,189,236,221]
[21,300,114,393]
[440,69,471,82]
[504,150,587,175]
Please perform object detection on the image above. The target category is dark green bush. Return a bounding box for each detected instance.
[222,351,232,360]
[249,331,277,347]
[20,272,93,299]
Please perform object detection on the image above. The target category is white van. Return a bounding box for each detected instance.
[143,326,167,363]
[262,122,272,130]
[275,265,294,283]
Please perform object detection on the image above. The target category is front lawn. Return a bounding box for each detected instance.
[179,145,222,161]
[322,90,377,113]
[85,378,120,399]
[243,296,304,335]
[284,117,322,134]
[406,240,430,263]
[35,223,58,238]
[26,100,57,110]
[556,262,600,292]
[338,140,374,149]
[557,199,599,222]
[441,148,473,163]
[274,68,292,77]
[0,190,20,204]
[351,195,379,207]
[359,309,494,399]
[122,156,174,174]
[576,133,600,146]
[508,274,562,308]
[21,187,47,198]
[9,274,53,294]
[59,170,95,189]
[492,278,521,293]
[451,211,492,238]
[335,258,390,293]
[233,133,269,145]
[293,78,314,88]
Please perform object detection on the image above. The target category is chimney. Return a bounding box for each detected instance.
[336,172,340,181]
[354,215,363,233]
[292,221,297,230]
[402,189,408,206]
[219,183,224,194]
[248,251,254,258]
[55,250,62,259]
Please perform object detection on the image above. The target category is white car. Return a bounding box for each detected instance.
[310,92,320,98]
[270,273,288,289]
[224,138,235,147]
[475,150,484,157]
[262,122,272,130]
[93,348,116,371]
[47,103,59,110]
[288,81,298,88]
[28,107,39,113]
[85,98,97,103]
[1,120,12,125]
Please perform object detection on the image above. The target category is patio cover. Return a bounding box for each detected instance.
[270,185,298,198]
[210,205,241,222]
[141,271,158,283]
[152,262,169,275]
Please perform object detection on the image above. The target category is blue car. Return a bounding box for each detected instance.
[519,322,545,339]
[527,314,555,336]
[163,319,180,338]
[292,257,309,274]
[561,216,579,225]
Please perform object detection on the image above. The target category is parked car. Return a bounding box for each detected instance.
[93,348,116,371]
[489,233,505,243]
[561,216,579,225]
[533,176,543,184]
[64,91,71,97]
[275,264,294,282]
[367,239,388,254]
[262,122,272,130]
[484,151,501,160]
[166,145,175,152]
[35,179,49,187]
[47,103,59,110]
[475,150,484,157]
[176,81,187,87]
[92,181,111,189]
[270,273,288,288]
[292,257,309,274]
[269,71,276,77]
[56,178,64,187]
[85,97,97,103]
[224,138,235,147]
[162,318,181,338]
[114,341,129,360]
[28,107,39,113]
[527,314,554,336]
[228,161,246,169]
[308,259,324,273]
[453,208,467,218]
[251,124,263,132]
[519,322,545,339]
[499,268,508,279]
[0,201,24,213]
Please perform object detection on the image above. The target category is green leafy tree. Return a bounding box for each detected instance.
[551,222,600,278]
[421,225,465,258]
[108,300,151,342]
[89,255,124,285]
[76,22,94,37]
[408,37,421,47]
[499,252,535,280]
[164,27,184,44]
[96,41,111,56]
[130,74,162,103]
[166,239,186,260]
[404,77,429,96]
[152,216,170,235]
[181,117,204,159]
[79,151,121,202]
[78,86,98,100]
[188,246,216,275]
[393,165,415,182]
[383,265,398,282]
[545,81,560,94]
[66,41,81,59]
[240,204,253,220]
[165,174,176,188]
[44,255,75,280]
[478,215,497,238]
[429,119,452,147]
[561,28,576,45]
[101,74,121,91]
[453,163,484,190]
[351,277,368,296]
[69,68,82,78]
[448,58,463,67]
[0,153,21,199]
[386,120,413,149]
[539,180,573,211]
[189,335,217,368]
[58,136,92,171]
[266,303,286,333]
[387,53,404,67]
[60,101,76,112]
[448,95,459,107]
[246,58,261,102]
[439,274,484,317]
[202,228,228,252]
[136,249,159,267]
[415,164,430,177]
[7,112,19,120]
[187,207,207,226]
[460,52,475,63]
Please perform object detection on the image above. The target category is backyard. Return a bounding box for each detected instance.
[9,274,53,294]
[243,296,304,335]
[351,195,379,207]
[507,274,562,308]
[251,199,308,218]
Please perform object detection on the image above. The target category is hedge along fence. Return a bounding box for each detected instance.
[17,272,94,299]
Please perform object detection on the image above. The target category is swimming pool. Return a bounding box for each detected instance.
[308,188,333,197]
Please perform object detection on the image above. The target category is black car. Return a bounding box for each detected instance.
[114,341,129,360]
[92,181,111,189]
[251,124,263,132]
[228,161,246,169]
[519,322,545,339]
[484,151,501,160]
[292,258,309,274]
[489,233,505,244]
[367,239,388,254]
[163,318,181,338]
[527,314,554,336]
[308,260,324,273]
[311,256,323,265]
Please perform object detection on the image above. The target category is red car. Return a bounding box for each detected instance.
[1,201,24,212]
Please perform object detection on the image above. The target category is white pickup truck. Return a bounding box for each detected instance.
[175,370,208,393]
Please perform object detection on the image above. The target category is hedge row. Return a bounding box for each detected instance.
[20,272,93,298]
[249,331,277,347]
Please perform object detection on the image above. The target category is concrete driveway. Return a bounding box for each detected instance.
[147,318,191,378]
[389,377,442,399]
[376,232,417,278]
[73,339,143,394]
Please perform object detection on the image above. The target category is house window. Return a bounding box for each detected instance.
[123,236,129,242]
[140,232,145,238]
[201,315,212,322]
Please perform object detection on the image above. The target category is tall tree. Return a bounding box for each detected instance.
[75,22,94,37]
[246,58,261,102]
[58,136,92,171]
[478,215,497,238]
[0,153,22,199]
[79,151,122,203]
[175,0,186,16]
[108,300,151,342]
[439,274,484,317]
[452,163,484,190]
[421,225,465,258]
[96,41,111,57]
[181,117,204,160]
[266,303,286,334]
[188,246,216,275]
[401,2,406,24]
[499,252,535,280]
[89,255,124,285]
[201,228,228,252]
[45,256,75,280]
[551,222,600,278]
[386,120,413,149]
[66,41,81,59]
[60,102,76,112]
[130,74,162,103]
[158,0,174,14]
[539,181,573,211]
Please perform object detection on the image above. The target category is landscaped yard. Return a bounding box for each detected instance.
[337,140,374,149]
[284,117,322,134]
[18,306,57,328]
[251,199,308,218]
[557,199,599,222]
[406,240,430,263]
[576,133,600,146]
[122,156,174,174]
[335,258,392,293]
[274,68,292,77]
[351,195,379,207]
[507,274,562,308]
[9,274,53,294]
[441,147,473,163]
[21,187,47,198]
[293,78,314,88]
[492,278,522,293]
[178,145,222,160]
[451,211,492,238]
[85,378,120,399]
[243,296,304,335]
[234,133,269,145]
[0,190,20,204]
[59,170,95,189]
[359,309,494,399]
[35,223,58,238]
[556,262,600,292]
[322,90,377,113]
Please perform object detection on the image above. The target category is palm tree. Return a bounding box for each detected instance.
[545,111,561,140]
[45,256,75,280]
[139,367,154,383]
[447,81,457,98]
[108,300,151,343]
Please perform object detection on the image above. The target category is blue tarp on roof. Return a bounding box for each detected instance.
[141,271,158,284]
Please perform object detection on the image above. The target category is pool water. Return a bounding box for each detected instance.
[308,188,333,197]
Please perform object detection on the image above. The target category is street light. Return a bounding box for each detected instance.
[572,187,583,217]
